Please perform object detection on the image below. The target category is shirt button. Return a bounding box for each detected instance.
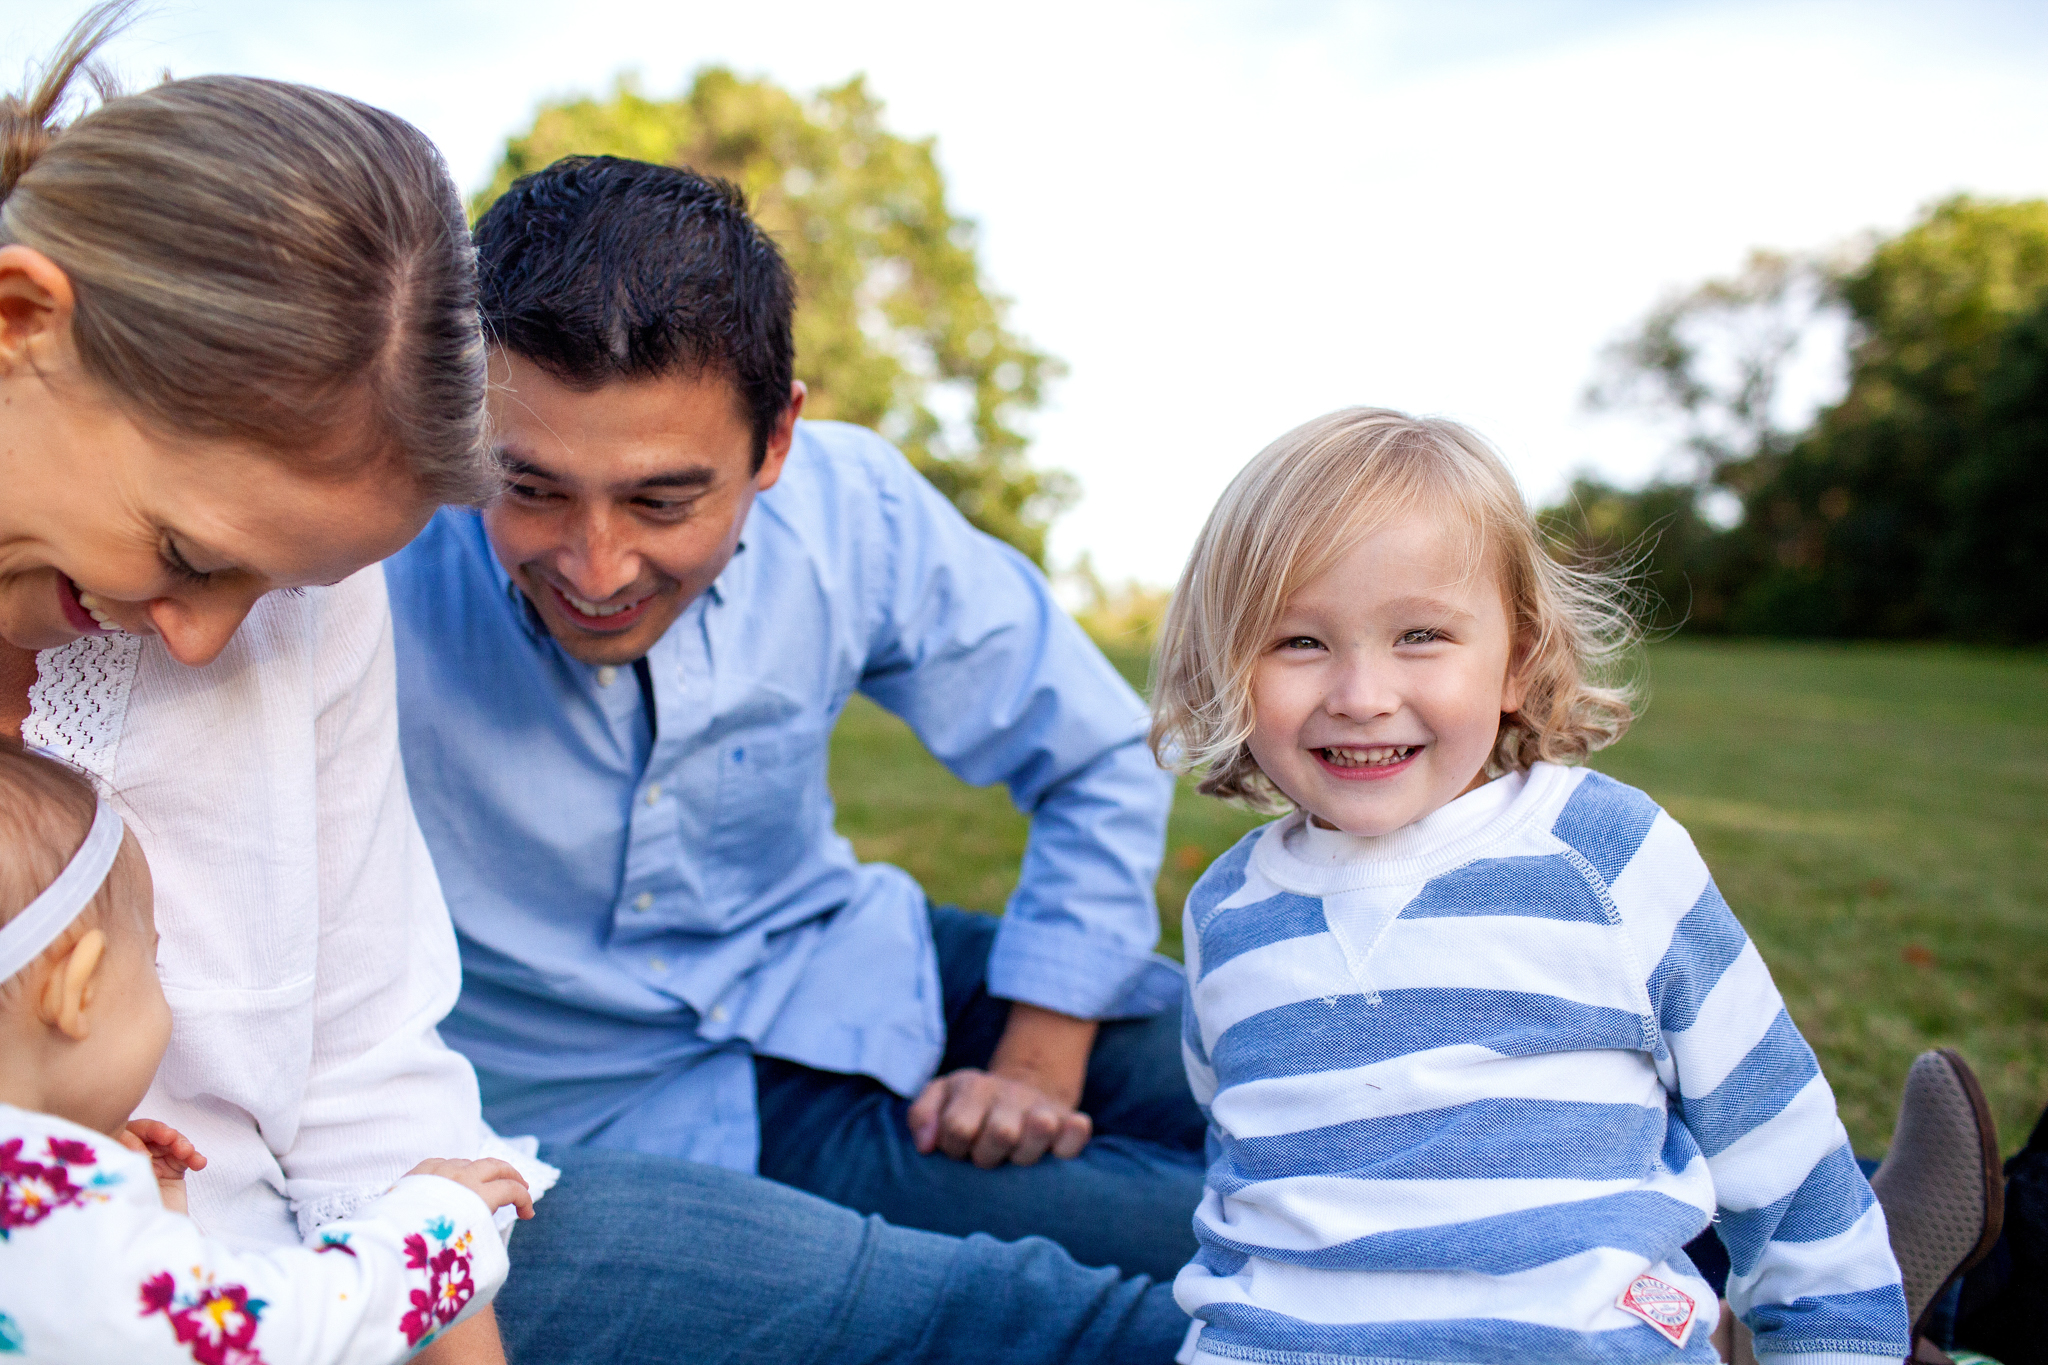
[596,665,618,687]
[648,957,667,972]
[644,784,662,806]
[708,1004,729,1023]
[633,892,654,912]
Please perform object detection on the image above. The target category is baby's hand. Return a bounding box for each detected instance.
[120,1119,207,1215]
[406,1157,534,1221]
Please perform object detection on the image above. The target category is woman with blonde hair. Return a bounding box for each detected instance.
[1,9,1193,1362]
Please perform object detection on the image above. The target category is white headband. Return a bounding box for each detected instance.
[0,798,125,982]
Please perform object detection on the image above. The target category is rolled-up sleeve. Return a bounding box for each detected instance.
[284,568,551,1236]
[854,442,1176,1019]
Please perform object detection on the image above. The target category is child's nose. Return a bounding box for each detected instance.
[1325,652,1400,720]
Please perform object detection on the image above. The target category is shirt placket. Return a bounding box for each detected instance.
[609,597,722,1004]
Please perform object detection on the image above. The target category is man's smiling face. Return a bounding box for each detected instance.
[481,349,801,666]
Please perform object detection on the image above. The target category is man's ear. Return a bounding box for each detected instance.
[0,244,77,373]
[37,928,107,1042]
[754,381,805,494]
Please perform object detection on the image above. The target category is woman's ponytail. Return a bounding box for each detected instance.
[0,2,126,200]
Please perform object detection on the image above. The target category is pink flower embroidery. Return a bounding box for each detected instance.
[0,1134,99,1237]
[398,1218,478,1347]
[139,1272,271,1365]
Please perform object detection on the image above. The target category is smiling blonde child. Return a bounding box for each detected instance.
[1151,409,1910,1365]
[0,741,532,1363]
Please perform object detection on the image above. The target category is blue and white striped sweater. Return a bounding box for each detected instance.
[1174,763,1908,1365]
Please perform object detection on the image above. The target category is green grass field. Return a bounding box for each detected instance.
[827,640,2048,1155]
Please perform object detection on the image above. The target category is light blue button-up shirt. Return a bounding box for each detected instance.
[385,420,1178,1171]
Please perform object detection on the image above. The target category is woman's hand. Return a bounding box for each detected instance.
[119,1119,207,1214]
[908,1002,1098,1168]
[406,1157,535,1221]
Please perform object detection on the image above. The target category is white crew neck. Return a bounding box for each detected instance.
[1259,764,1571,893]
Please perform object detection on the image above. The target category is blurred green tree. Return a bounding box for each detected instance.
[1579,196,2048,641]
[475,71,1072,565]
[1735,197,2048,637]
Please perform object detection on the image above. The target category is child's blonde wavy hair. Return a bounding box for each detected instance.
[1149,407,1643,809]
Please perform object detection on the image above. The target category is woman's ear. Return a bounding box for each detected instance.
[37,928,107,1042]
[0,244,77,372]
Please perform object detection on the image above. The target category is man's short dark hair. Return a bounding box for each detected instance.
[473,155,797,468]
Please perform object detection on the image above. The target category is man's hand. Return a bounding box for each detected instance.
[119,1119,207,1214]
[908,1002,1098,1168]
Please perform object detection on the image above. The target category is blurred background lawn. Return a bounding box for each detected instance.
[830,639,2048,1157]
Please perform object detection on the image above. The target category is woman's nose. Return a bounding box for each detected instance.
[144,593,260,667]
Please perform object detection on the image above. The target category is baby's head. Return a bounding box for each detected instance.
[0,741,169,1134]
[1152,407,1640,836]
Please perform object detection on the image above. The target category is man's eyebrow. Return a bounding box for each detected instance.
[634,467,717,490]
[499,455,717,491]
[500,456,555,481]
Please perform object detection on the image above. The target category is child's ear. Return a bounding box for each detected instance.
[1500,636,1533,716]
[37,928,107,1042]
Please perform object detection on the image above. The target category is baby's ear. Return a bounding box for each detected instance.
[39,928,107,1042]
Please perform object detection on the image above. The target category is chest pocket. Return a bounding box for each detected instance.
[708,726,829,900]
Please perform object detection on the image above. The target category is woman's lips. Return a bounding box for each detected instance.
[57,576,117,636]
[545,581,656,634]
[1311,744,1422,781]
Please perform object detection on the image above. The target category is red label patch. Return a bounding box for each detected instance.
[1616,1273,1698,1347]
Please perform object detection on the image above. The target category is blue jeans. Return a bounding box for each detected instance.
[754,905,1207,1282]
[496,1144,1192,1364]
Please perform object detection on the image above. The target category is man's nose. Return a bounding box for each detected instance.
[557,507,642,601]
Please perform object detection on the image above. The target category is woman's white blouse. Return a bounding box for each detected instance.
[26,566,551,1249]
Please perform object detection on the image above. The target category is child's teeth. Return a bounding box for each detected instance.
[1323,745,1415,767]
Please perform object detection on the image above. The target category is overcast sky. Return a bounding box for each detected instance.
[10,0,2046,584]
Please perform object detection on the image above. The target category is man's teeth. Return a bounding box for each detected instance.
[75,591,122,631]
[562,591,638,618]
[1319,745,1418,768]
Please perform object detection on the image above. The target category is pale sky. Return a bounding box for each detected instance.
[9,1,2046,584]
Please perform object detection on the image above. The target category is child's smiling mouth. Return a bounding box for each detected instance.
[1314,744,1422,778]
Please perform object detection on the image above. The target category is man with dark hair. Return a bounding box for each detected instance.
[383,156,1204,1361]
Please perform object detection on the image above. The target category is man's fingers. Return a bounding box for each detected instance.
[970,1094,1032,1169]
[938,1076,998,1161]
[907,1079,948,1154]
[1050,1112,1093,1160]
[1006,1106,1064,1167]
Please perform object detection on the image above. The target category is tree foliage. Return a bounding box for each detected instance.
[475,70,1071,564]
[1568,196,2048,641]
[1584,249,1837,486]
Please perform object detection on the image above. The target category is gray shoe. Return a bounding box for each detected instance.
[1870,1049,2006,1338]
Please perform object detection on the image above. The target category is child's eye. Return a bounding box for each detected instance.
[1277,635,1324,652]
[1398,628,1446,645]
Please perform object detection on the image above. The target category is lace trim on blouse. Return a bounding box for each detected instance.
[23,634,141,784]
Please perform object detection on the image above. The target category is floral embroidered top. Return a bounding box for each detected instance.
[0,1105,508,1364]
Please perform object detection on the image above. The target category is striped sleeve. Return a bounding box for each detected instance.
[1587,779,1909,1361]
